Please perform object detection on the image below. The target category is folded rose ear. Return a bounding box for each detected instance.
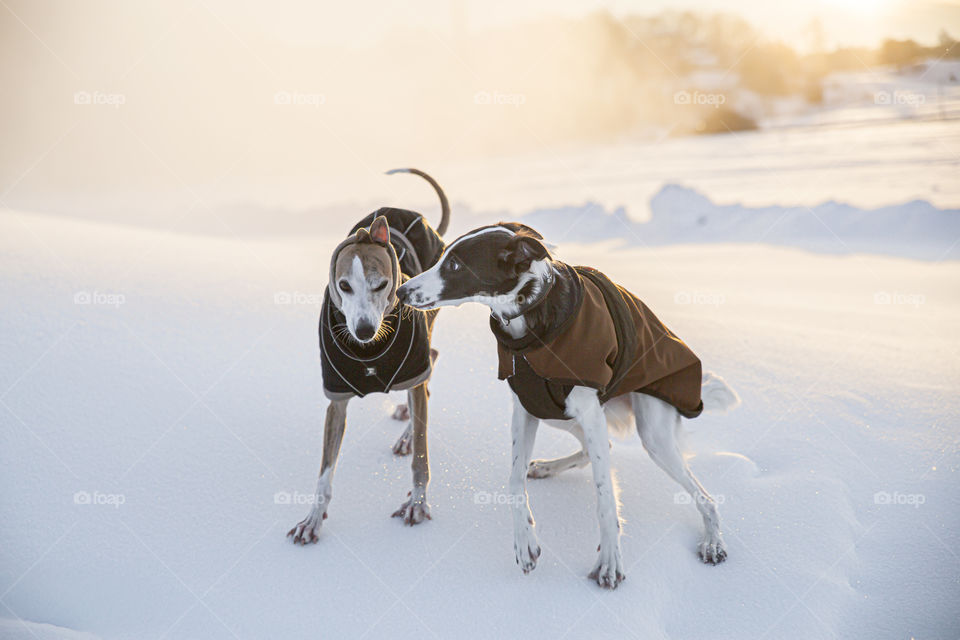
[355,227,371,242]
[369,215,390,245]
[499,234,550,274]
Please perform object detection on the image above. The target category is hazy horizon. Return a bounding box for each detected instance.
[2,0,958,218]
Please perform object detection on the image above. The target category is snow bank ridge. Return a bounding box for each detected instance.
[520,184,960,260]
[701,371,741,414]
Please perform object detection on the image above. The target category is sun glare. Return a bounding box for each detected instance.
[823,0,894,12]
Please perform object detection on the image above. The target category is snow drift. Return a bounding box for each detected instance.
[520,184,960,261]
[1,203,957,639]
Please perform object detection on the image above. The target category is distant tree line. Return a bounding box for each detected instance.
[618,12,958,99]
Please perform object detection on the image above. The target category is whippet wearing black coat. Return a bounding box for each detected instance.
[288,169,450,544]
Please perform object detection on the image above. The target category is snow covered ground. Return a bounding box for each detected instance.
[2,113,959,639]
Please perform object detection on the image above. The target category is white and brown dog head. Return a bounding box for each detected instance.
[328,215,401,343]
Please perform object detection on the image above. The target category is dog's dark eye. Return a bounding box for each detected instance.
[338,280,352,294]
[446,258,461,272]
[372,281,388,292]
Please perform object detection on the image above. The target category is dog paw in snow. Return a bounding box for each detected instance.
[698,534,728,565]
[287,505,328,545]
[392,489,431,525]
[514,525,541,574]
[588,544,626,589]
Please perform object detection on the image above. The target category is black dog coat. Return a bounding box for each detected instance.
[350,208,444,277]
[319,208,444,400]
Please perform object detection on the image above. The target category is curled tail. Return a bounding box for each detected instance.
[701,371,740,413]
[386,168,450,236]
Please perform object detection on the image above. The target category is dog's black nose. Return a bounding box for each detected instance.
[396,286,409,304]
[355,322,376,341]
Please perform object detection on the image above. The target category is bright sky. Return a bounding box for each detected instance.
[237,0,959,51]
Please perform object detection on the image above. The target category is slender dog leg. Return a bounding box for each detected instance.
[392,322,438,454]
[527,449,589,478]
[528,423,589,478]
[510,391,542,573]
[288,398,349,544]
[392,421,414,455]
[392,382,431,524]
[566,386,625,588]
[632,392,727,564]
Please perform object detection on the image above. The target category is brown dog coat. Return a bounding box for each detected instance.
[492,265,703,421]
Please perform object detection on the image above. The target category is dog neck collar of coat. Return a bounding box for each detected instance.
[489,263,584,350]
[492,266,557,326]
